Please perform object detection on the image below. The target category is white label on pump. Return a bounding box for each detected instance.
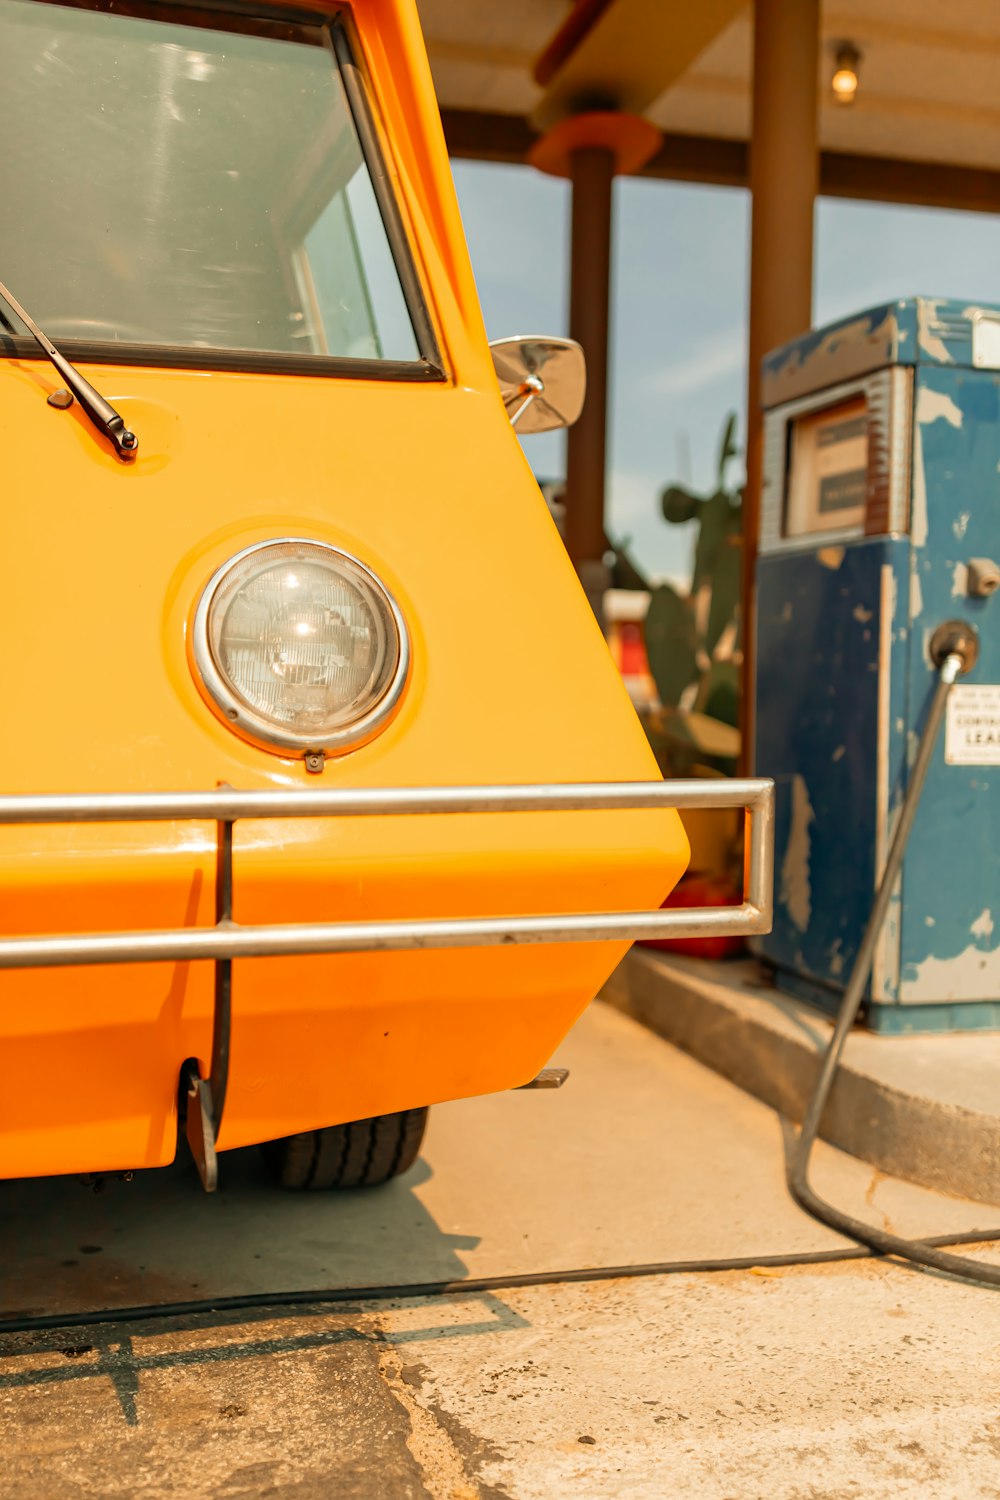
[946,685,1000,764]
[973,314,1000,370]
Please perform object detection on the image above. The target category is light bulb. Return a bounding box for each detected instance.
[831,44,861,105]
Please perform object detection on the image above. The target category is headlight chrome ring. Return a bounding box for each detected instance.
[191,538,410,759]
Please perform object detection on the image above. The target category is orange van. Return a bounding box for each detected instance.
[0,0,771,1192]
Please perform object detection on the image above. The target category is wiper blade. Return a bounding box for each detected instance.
[0,279,138,461]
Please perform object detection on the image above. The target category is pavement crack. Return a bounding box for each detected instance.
[863,1168,896,1233]
[375,1335,507,1500]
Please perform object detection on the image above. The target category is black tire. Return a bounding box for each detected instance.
[260,1107,428,1190]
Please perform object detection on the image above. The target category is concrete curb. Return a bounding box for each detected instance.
[602,948,1000,1207]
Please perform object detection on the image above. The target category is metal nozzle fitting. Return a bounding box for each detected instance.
[929,620,980,676]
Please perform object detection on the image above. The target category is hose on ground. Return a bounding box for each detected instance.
[3,1224,1000,1338]
[788,646,1000,1288]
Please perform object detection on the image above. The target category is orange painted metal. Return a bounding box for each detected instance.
[528,112,663,179]
[0,0,689,1179]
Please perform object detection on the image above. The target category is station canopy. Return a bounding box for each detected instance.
[417,0,1000,212]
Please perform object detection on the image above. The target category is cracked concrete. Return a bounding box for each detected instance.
[1,1311,429,1499]
[376,1267,1000,1500]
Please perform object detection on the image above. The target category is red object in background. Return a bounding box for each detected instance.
[640,873,745,960]
[618,621,649,677]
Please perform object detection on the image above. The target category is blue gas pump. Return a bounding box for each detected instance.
[754,297,999,1034]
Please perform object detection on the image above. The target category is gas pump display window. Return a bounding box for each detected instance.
[785,397,869,539]
[0,0,431,371]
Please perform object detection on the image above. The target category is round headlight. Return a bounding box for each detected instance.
[191,539,409,757]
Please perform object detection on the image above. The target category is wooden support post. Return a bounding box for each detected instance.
[742,0,820,766]
[565,144,615,616]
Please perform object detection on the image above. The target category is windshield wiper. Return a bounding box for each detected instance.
[0,279,138,461]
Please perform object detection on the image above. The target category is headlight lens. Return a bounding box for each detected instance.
[192,540,408,755]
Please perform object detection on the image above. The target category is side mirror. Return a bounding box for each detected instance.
[489,336,586,433]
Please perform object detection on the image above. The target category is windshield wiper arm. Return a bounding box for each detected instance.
[0,279,138,461]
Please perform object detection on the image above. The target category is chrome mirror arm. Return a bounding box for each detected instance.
[506,375,545,429]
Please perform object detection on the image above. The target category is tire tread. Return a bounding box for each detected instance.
[261,1107,428,1191]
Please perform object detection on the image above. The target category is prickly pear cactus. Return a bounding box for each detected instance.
[645,413,742,775]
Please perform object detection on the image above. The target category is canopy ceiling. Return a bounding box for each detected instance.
[416,0,1000,211]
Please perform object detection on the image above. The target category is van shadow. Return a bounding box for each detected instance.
[0,1144,482,1321]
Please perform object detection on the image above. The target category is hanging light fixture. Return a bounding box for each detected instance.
[831,43,862,105]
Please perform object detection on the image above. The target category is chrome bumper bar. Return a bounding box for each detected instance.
[0,778,774,971]
[0,777,773,1189]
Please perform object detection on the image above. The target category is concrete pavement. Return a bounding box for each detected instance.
[2,1000,1000,1497]
[605,948,1000,1204]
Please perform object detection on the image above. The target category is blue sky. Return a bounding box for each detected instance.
[452,160,1000,583]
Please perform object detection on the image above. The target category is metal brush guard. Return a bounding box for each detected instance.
[0,778,774,1188]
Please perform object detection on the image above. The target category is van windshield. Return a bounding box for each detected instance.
[0,0,425,368]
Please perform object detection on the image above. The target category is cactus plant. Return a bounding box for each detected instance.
[643,413,742,775]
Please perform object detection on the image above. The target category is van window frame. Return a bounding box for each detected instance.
[0,0,445,381]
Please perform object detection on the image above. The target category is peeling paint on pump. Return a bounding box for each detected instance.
[755,297,1000,1033]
